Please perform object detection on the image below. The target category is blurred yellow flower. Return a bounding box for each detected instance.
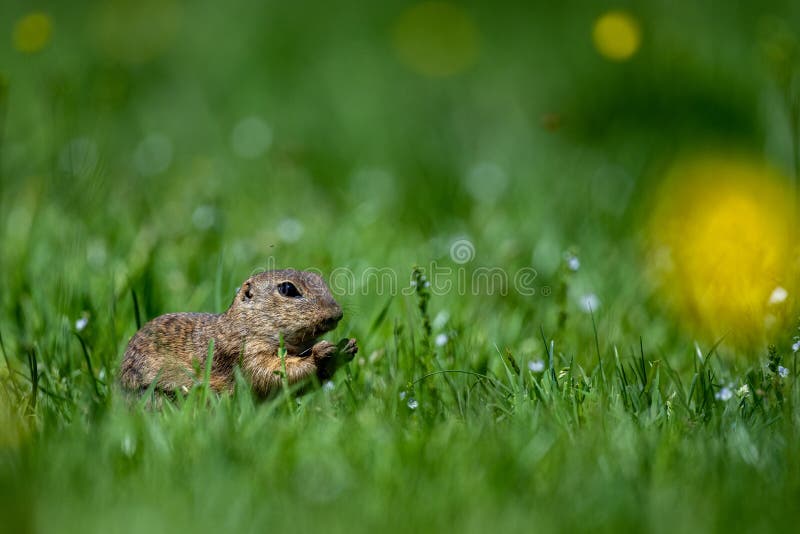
[647,155,795,344]
[392,2,478,78]
[90,0,180,64]
[13,12,53,54]
[593,11,641,61]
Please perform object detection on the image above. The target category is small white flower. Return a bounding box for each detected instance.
[322,380,335,392]
[432,310,450,330]
[399,391,407,400]
[75,316,88,332]
[778,365,789,378]
[736,384,750,398]
[768,286,788,305]
[407,398,419,410]
[715,387,733,401]
[527,360,545,373]
[792,341,800,353]
[435,333,448,347]
[578,293,600,313]
[567,255,580,272]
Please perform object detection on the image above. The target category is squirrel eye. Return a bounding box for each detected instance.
[277,281,302,298]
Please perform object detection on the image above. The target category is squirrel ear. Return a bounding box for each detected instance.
[242,281,254,301]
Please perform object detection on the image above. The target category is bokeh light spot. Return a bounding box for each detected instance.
[464,162,508,204]
[277,218,304,243]
[592,11,641,61]
[134,133,173,176]
[192,205,217,231]
[231,116,273,159]
[647,155,795,344]
[13,12,53,54]
[392,2,478,78]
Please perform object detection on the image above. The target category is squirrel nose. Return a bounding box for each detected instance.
[332,306,343,322]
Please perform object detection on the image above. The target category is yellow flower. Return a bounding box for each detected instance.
[647,155,794,345]
[13,12,53,54]
[593,11,641,61]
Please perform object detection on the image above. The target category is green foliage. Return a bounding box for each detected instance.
[1,0,800,532]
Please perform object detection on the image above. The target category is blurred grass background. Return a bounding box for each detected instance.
[2,0,800,532]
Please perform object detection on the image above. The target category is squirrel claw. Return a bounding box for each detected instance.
[339,338,358,355]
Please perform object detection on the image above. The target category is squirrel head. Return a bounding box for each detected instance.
[228,269,343,353]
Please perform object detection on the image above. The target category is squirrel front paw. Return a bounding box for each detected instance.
[313,338,358,379]
[311,340,338,362]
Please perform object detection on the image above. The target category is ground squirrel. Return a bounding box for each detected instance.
[119,269,357,397]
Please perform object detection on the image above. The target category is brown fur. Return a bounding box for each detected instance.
[119,269,358,397]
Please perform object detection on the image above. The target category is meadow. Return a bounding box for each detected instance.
[1,1,800,532]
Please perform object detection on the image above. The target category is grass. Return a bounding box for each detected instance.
[2,0,800,532]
